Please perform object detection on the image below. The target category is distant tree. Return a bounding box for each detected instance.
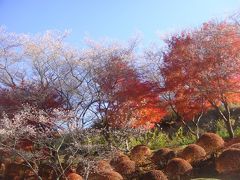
[0,26,26,87]
[23,31,97,128]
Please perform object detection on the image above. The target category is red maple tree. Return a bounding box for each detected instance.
[161,21,240,138]
[95,57,165,129]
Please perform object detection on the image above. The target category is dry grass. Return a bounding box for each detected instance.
[151,148,175,169]
[130,145,152,164]
[166,158,192,177]
[140,170,168,180]
[67,173,83,180]
[179,144,206,164]
[114,159,136,176]
[216,148,240,174]
[196,133,224,154]
[88,170,123,180]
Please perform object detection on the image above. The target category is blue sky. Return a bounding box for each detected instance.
[1,0,240,47]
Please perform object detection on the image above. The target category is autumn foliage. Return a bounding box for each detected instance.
[160,21,240,138]
[95,56,165,128]
[2,17,240,179]
[2,21,240,136]
[0,82,66,118]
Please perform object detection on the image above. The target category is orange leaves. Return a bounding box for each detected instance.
[107,80,166,128]
[96,57,165,128]
[133,106,166,129]
[161,21,240,122]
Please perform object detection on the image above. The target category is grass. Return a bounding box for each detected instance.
[127,127,196,151]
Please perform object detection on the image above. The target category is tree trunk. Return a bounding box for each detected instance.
[103,124,113,149]
[195,127,200,139]
[225,119,234,139]
[223,101,235,139]
[125,139,129,152]
[210,101,235,139]
[180,118,200,139]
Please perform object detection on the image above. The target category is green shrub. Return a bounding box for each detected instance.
[216,120,229,138]
[168,127,196,147]
[127,129,169,150]
[235,126,240,136]
[127,127,196,150]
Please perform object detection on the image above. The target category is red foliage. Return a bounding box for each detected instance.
[16,138,34,152]
[161,21,240,124]
[0,81,66,118]
[162,32,210,121]
[96,58,165,128]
